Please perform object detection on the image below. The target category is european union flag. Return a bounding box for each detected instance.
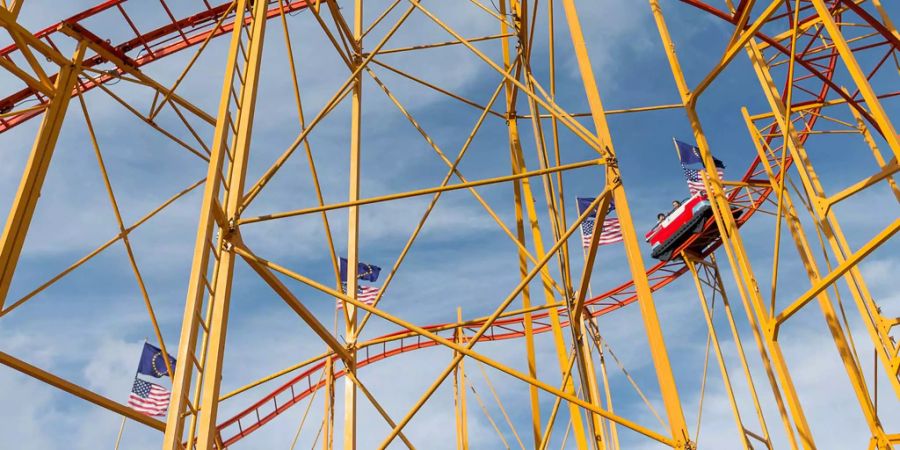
[137,342,177,378]
[675,139,724,168]
[340,257,381,283]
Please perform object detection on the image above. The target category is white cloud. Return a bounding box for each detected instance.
[1,1,898,449]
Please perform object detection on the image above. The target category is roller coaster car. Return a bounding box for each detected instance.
[645,192,712,261]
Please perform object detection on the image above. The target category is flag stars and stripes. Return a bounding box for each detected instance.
[128,378,171,417]
[576,197,623,249]
[581,216,623,249]
[337,285,380,310]
[683,166,725,196]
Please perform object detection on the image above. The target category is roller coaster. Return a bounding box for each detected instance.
[0,0,897,449]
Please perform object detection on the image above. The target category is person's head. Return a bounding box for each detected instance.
[657,213,666,221]
[672,200,681,208]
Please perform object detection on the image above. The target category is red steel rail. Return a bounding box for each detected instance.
[0,0,311,130]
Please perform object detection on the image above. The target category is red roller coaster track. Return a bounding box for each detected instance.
[1,0,896,446]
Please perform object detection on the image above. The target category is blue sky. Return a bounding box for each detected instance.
[0,0,898,449]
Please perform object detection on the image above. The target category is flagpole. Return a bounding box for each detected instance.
[674,138,691,199]
[112,417,127,450]
[118,339,147,450]
[672,137,681,163]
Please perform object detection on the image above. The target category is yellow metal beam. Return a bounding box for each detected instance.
[239,158,602,224]
[239,248,352,364]
[0,350,165,432]
[194,0,267,446]
[324,357,335,450]
[559,0,690,445]
[744,110,892,448]
[342,0,364,445]
[774,220,899,326]
[453,309,469,450]
[163,1,267,448]
[517,103,684,118]
[0,43,85,310]
[684,255,761,450]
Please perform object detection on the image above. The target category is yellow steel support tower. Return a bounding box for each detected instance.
[744,36,900,403]
[648,2,820,448]
[163,0,268,447]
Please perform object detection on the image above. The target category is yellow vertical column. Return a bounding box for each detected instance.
[324,357,335,450]
[454,308,469,450]
[500,1,537,436]
[343,0,364,447]
[162,0,267,447]
[577,317,608,450]
[195,0,267,445]
[510,162,543,448]
[558,0,691,446]
[576,234,610,450]
[509,152,542,446]
[0,43,85,309]
[498,0,591,447]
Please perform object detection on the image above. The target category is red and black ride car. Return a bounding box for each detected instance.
[645,192,712,261]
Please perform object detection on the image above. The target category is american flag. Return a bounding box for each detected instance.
[577,197,623,249]
[683,166,724,196]
[337,285,380,310]
[581,216,623,248]
[128,377,170,416]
